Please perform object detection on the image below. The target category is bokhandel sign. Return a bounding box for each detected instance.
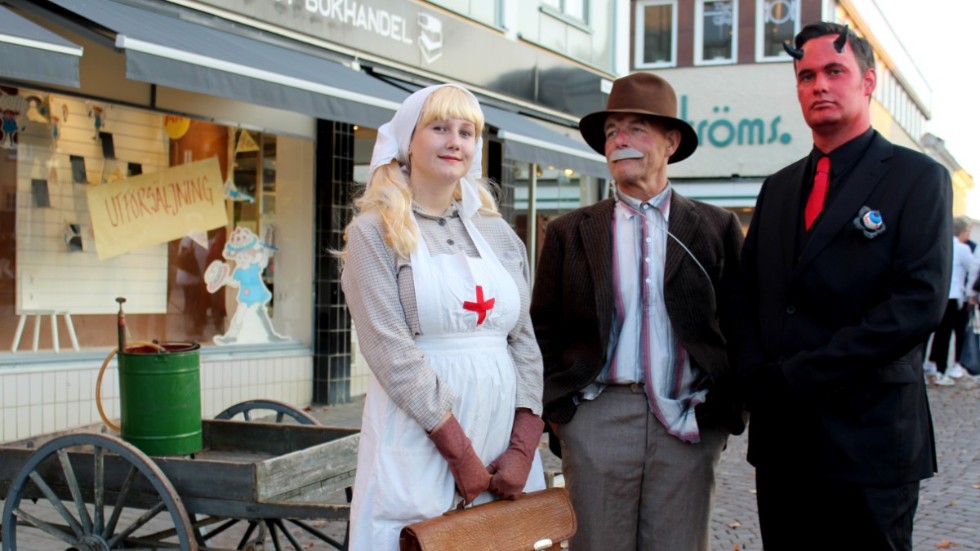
[188,0,608,117]
[197,0,451,68]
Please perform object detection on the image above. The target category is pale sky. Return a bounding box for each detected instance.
[875,1,979,214]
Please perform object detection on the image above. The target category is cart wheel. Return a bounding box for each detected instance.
[1,432,197,550]
[195,400,349,550]
[195,515,349,551]
[214,399,321,425]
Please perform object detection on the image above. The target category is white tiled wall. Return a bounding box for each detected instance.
[0,352,313,443]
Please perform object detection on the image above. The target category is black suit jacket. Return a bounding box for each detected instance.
[738,130,951,485]
[531,191,745,438]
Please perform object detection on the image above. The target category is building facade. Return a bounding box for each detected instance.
[3,0,971,443]
[0,0,618,441]
[630,0,970,227]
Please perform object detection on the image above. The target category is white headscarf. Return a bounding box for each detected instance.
[368,83,485,219]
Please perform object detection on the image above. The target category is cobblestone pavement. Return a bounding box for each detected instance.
[3,378,976,549]
[708,378,980,551]
[305,376,979,551]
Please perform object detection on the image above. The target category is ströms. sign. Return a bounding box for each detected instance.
[679,95,793,149]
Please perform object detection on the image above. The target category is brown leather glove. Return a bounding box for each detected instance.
[428,414,491,504]
[486,409,544,500]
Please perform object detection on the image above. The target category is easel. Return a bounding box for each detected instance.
[10,311,80,353]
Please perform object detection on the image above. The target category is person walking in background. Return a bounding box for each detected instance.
[926,216,973,385]
[340,84,546,550]
[738,22,951,550]
[531,72,745,551]
[960,222,980,377]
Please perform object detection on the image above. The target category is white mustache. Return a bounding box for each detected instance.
[610,148,644,162]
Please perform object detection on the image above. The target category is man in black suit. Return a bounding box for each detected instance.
[738,22,951,550]
[531,72,744,551]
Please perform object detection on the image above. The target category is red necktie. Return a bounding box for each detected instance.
[804,156,830,230]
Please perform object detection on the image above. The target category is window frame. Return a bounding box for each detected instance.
[695,0,738,65]
[426,0,502,28]
[540,0,589,26]
[755,0,800,63]
[634,0,677,69]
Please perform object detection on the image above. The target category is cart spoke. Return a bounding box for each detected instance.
[194,516,242,540]
[129,523,188,546]
[269,520,284,551]
[107,500,165,547]
[270,518,306,550]
[27,470,85,538]
[235,520,261,549]
[94,442,106,534]
[286,517,346,549]
[104,464,138,537]
[57,448,94,534]
[11,507,78,545]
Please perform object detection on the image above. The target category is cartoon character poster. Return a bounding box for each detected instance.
[204,226,286,345]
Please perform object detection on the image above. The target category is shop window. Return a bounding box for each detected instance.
[756,0,800,61]
[0,86,309,354]
[513,163,583,261]
[696,0,737,64]
[635,0,676,68]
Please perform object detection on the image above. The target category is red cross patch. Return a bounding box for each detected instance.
[463,285,495,325]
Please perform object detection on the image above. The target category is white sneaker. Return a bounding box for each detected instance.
[923,361,939,375]
[935,373,956,386]
[948,363,966,378]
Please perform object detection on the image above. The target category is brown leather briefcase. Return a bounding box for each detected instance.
[399,487,576,551]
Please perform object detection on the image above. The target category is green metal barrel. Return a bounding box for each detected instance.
[118,342,202,456]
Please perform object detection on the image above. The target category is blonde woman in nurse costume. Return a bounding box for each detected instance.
[341,84,546,550]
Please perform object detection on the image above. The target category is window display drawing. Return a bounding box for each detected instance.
[0,90,26,150]
[204,226,285,345]
[224,129,257,203]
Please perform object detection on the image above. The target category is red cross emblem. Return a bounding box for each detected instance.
[463,285,495,325]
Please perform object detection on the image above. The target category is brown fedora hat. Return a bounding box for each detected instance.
[579,72,698,163]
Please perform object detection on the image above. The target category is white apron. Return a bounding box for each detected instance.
[348,214,545,550]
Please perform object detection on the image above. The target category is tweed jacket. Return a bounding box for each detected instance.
[531,191,745,434]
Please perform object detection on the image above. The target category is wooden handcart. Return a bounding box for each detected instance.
[0,400,359,550]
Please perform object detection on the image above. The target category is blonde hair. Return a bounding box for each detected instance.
[342,87,499,261]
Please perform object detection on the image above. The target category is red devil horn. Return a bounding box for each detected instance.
[833,25,849,53]
[782,40,804,59]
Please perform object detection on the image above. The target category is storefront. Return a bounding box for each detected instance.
[1,0,613,441]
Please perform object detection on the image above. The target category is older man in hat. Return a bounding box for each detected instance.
[530,72,745,551]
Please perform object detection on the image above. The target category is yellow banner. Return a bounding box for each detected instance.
[87,157,228,260]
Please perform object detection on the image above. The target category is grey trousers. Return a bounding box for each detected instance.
[560,385,727,551]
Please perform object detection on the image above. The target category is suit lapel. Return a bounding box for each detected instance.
[665,193,701,285]
[579,199,615,340]
[795,134,891,276]
[780,163,807,281]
